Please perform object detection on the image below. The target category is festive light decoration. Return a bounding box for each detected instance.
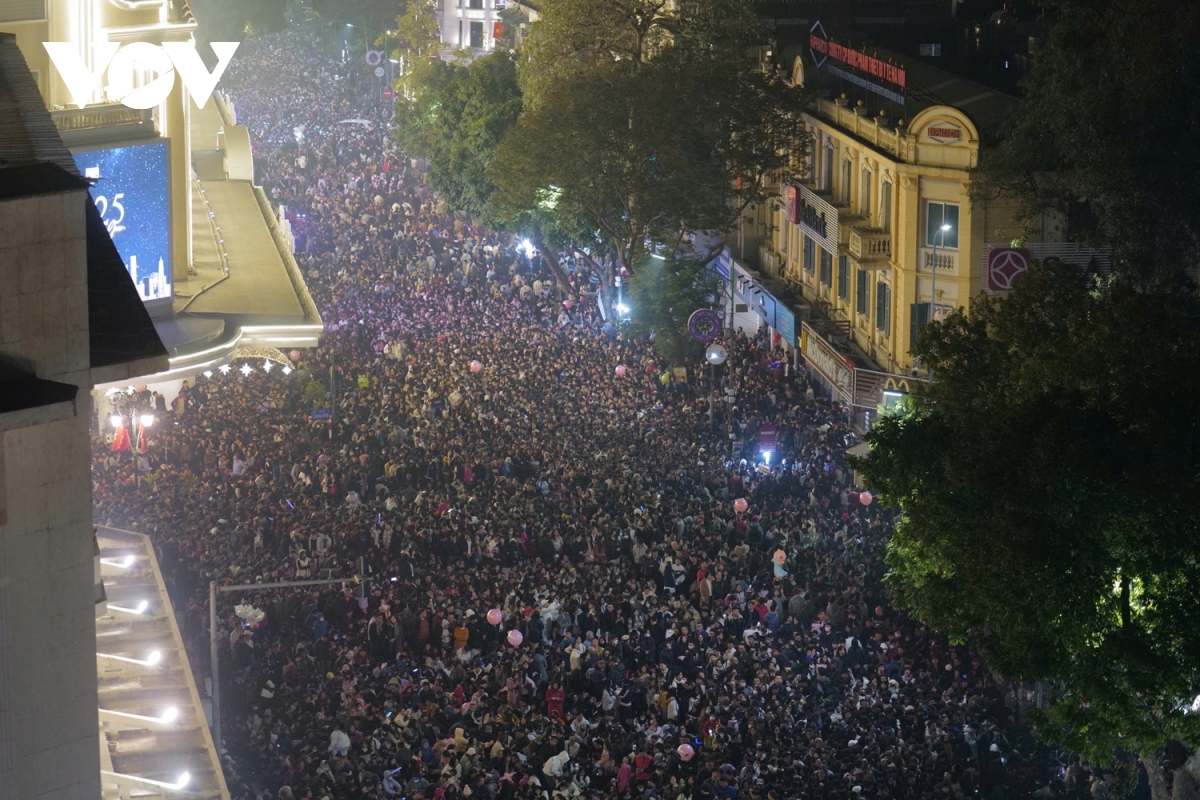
[240,364,254,376]
[263,360,274,373]
[219,364,232,374]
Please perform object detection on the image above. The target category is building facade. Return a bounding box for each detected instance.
[0,26,170,797]
[754,40,1104,378]
[440,0,505,54]
[0,0,322,394]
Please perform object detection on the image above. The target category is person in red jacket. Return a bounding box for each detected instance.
[634,747,653,782]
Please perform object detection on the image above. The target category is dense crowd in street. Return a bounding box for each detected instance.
[91,20,1072,800]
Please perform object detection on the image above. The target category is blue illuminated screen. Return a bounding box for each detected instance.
[73,142,172,303]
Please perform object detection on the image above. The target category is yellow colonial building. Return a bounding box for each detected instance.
[755,38,1103,378]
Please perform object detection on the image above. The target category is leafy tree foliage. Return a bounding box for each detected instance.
[190,0,287,43]
[392,0,442,92]
[978,0,1200,276]
[490,0,808,273]
[309,0,404,34]
[852,261,1200,778]
[394,52,523,218]
[623,251,720,363]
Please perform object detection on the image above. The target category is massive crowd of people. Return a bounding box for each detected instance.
[91,20,1073,800]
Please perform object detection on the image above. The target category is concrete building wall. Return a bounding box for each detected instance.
[0,188,100,800]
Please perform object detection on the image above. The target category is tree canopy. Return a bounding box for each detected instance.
[190,0,287,43]
[489,0,808,272]
[622,251,720,363]
[978,0,1200,277]
[394,52,523,219]
[852,261,1200,776]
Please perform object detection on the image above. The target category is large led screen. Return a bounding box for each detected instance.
[73,141,172,304]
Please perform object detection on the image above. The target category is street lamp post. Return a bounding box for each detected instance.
[930,222,951,327]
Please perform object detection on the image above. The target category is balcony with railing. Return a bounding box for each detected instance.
[920,247,958,273]
[849,227,892,265]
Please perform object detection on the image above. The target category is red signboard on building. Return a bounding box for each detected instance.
[809,21,906,89]
[986,247,1030,292]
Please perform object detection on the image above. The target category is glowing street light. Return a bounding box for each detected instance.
[110,415,123,428]
[140,414,155,428]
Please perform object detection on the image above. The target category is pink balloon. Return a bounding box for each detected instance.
[677,743,695,761]
[470,360,483,373]
[487,609,502,626]
[506,629,524,647]
[615,365,627,377]
[859,491,873,506]
[290,350,301,362]
[734,498,748,513]
[563,299,573,309]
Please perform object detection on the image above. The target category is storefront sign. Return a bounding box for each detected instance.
[986,247,1030,292]
[925,122,962,144]
[798,201,827,239]
[800,322,854,399]
[792,183,839,255]
[852,370,927,410]
[809,21,906,89]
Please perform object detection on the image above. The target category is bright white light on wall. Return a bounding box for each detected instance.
[203,371,213,378]
[282,366,292,375]
[263,360,274,373]
[159,706,179,723]
[240,364,253,376]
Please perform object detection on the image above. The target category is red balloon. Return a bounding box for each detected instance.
[487,609,502,626]
[470,360,483,373]
[859,491,873,506]
[506,629,524,647]
[734,498,748,513]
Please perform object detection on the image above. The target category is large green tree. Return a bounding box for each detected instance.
[190,0,287,43]
[490,0,808,274]
[394,52,523,218]
[978,0,1200,276]
[852,261,1200,795]
[623,251,720,363]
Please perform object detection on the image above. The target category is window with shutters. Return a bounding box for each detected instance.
[803,235,815,274]
[841,160,852,203]
[819,249,832,287]
[861,169,872,218]
[822,145,834,191]
[876,282,891,334]
[856,269,870,317]
[837,255,849,299]
[909,303,931,353]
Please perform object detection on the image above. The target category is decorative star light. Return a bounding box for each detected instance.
[203,370,213,378]
[263,360,274,373]
[219,364,232,374]
[282,366,292,375]
[240,363,253,376]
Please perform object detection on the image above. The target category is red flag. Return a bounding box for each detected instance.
[111,424,131,452]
